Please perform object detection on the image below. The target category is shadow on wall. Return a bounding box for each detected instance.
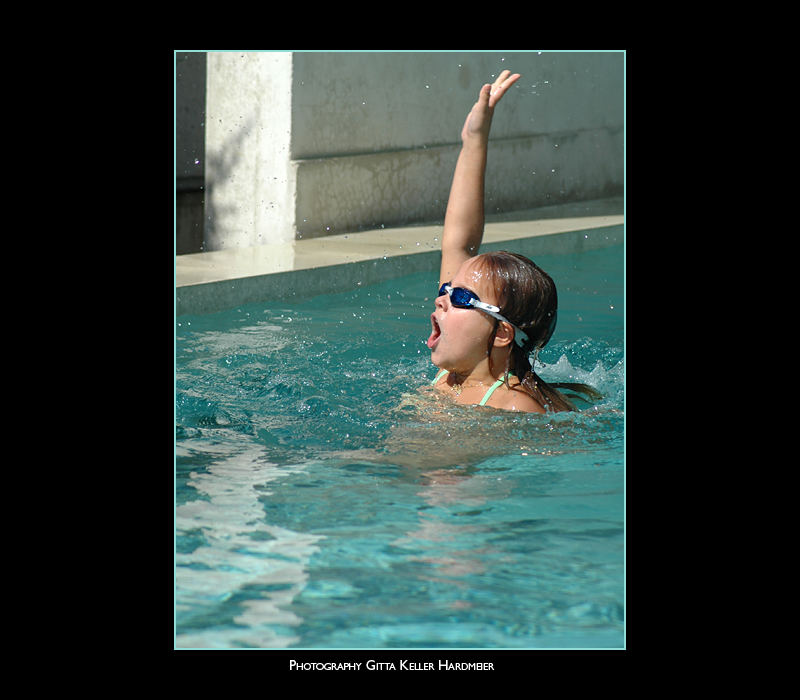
[203,117,254,251]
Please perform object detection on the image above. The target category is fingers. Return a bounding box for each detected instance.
[491,69,513,92]
[488,70,521,107]
[492,69,520,88]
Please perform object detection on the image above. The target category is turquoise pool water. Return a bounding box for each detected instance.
[175,242,624,649]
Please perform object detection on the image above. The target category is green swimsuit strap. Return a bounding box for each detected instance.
[478,377,506,406]
[479,371,517,406]
[431,368,449,385]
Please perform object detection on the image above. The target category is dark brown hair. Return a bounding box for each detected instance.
[475,251,601,412]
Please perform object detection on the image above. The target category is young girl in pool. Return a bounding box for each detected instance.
[428,69,589,413]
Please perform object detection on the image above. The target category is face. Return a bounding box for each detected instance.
[427,257,503,373]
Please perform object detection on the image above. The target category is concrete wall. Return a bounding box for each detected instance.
[175,52,206,254]
[175,51,624,253]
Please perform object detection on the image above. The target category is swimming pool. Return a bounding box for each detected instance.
[175,241,624,649]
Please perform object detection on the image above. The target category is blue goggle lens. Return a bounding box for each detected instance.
[438,283,478,307]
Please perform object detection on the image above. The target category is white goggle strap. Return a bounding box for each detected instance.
[470,300,530,348]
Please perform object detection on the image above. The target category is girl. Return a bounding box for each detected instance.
[429,69,597,413]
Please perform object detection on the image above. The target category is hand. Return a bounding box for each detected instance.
[461,69,521,143]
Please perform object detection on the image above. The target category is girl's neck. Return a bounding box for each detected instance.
[448,370,492,388]
[448,355,512,387]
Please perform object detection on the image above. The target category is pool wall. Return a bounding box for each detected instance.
[176,197,623,316]
[176,51,624,255]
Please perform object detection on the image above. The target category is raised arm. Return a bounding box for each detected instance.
[439,69,521,287]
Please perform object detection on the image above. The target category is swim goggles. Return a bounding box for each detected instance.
[438,282,530,348]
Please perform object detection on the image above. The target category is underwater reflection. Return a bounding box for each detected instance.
[390,467,513,610]
[328,389,619,613]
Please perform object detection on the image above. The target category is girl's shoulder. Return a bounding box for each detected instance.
[490,382,546,414]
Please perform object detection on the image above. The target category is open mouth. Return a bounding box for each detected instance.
[427,313,441,349]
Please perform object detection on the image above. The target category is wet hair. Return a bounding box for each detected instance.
[474,251,602,412]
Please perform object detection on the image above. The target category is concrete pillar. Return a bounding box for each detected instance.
[204,52,295,253]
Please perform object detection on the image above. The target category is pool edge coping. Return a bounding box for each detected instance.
[176,201,624,316]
